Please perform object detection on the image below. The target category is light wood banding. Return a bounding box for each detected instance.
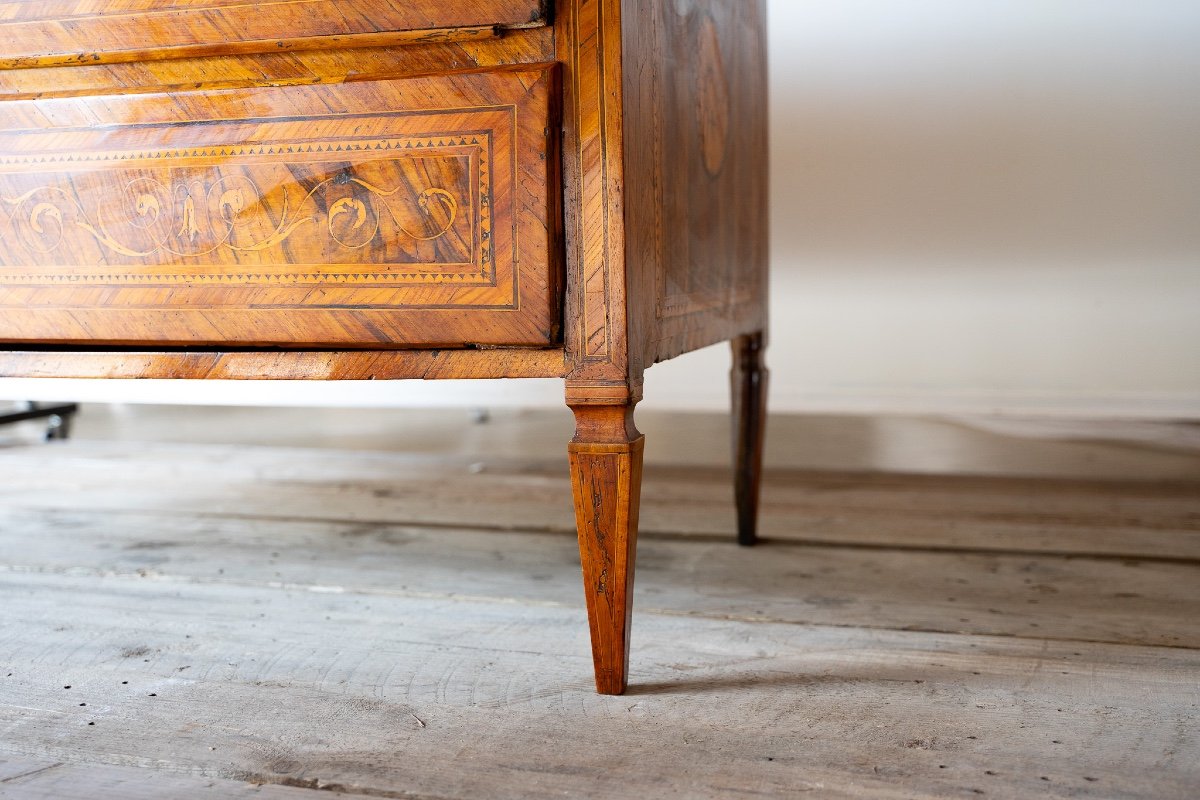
[0,347,566,380]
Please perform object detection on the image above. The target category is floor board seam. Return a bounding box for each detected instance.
[7,504,1200,564]
[0,762,65,784]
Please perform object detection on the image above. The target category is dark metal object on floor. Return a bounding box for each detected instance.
[0,402,79,440]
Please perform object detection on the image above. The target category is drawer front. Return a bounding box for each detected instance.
[0,67,560,347]
[0,1,550,68]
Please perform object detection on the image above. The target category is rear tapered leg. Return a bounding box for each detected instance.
[731,332,768,546]
[567,401,643,695]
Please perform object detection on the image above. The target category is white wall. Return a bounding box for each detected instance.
[3,0,1199,416]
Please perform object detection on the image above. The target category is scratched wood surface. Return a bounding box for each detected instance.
[2,502,1199,648]
[1,411,1198,798]
[2,573,1198,799]
[0,758,342,798]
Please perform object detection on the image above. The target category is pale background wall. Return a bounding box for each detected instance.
[3,0,1198,417]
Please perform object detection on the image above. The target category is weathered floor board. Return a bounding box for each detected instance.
[2,573,1198,800]
[1,430,1199,799]
[1,442,1198,559]
[2,507,1199,648]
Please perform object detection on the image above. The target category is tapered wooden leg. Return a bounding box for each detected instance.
[731,332,768,547]
[567,401,644,695]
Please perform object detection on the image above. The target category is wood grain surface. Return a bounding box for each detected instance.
[4,502,1200,648]
[556,0,637,404]
[4,571,1195,800]
[0,758,341,798]
[0,0,549,68]
[567,403,644,693]
[556,0,769,401]
[0,27,557,99]
[0,348,566,380]
[3,442,1198,560]
[622,0,769,368]
[2,442,1198,644]
[0,432,1197,798]
[731,331,768,546]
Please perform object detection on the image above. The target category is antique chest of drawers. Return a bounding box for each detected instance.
[0,0,768,695]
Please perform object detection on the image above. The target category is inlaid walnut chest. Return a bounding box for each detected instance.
[0,0,768,695]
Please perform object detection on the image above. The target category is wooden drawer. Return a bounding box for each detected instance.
[0,1,551,68]
[0,66,561,348]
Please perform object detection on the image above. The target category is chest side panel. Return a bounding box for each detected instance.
[622,0,769,366]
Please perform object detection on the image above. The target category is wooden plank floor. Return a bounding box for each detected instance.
[1,407,1198,798]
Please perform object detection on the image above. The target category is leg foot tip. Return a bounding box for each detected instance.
[594,673,628,695]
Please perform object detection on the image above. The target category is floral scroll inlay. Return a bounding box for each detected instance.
[0,135,488,285]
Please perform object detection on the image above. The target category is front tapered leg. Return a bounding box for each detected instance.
[567,401,644,695]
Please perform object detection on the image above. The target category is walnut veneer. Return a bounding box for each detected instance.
[0,0,768,695]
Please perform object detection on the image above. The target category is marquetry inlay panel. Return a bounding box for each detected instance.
[0,66,561,347]
[0,134,488,286]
